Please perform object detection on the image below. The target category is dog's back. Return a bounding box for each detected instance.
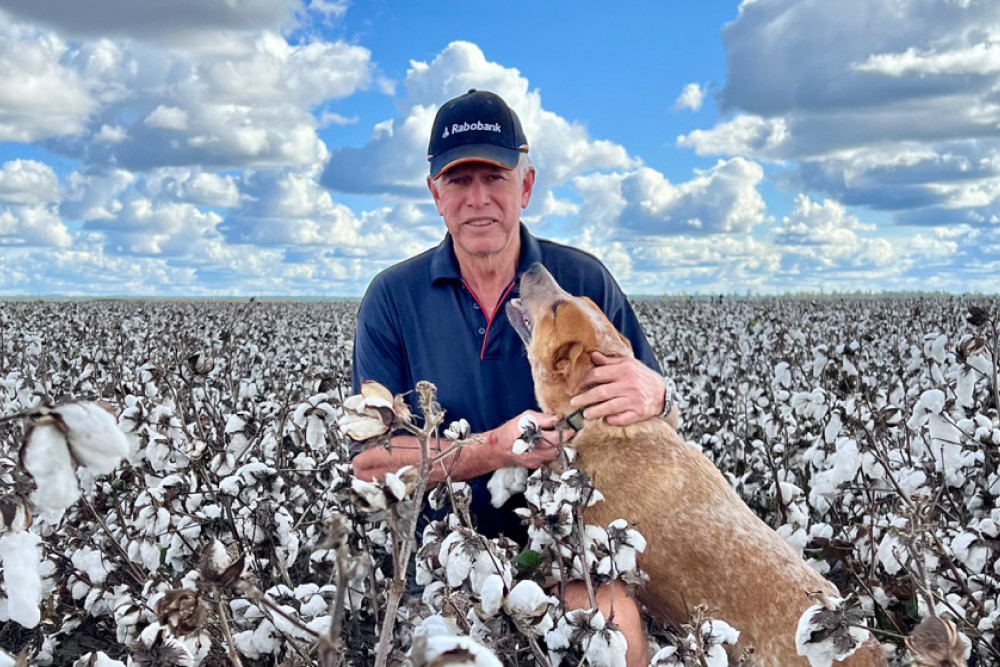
[574,419,883,665]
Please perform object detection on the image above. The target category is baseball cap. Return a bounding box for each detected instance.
[427,89,529,179]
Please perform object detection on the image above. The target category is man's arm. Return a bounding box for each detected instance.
[352,410,565,483]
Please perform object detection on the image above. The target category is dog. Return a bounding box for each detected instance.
[506,263,885,666]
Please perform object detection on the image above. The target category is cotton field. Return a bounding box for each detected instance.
[0,296,998,666]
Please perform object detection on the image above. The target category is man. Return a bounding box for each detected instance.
[351,89,677,666]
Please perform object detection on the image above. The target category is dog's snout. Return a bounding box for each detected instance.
[518,263,566,304]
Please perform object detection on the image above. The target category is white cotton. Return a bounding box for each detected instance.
[824,412,842,445]
[0,531,42,628]
[480,574,504,616]
[907,389,946,430]
[808,438,861,508]
[413,635,503,667]
[584,626,628,667]
[71,547,113,585]
[350,478,387,513]
[487,467,529,508]
[967,351,994,376]
[795,604,867,667]
[954,368,977,408]
[505,580,555,618]
[876,518,909,574]
[773,362,792,388]
[23,424,80,519]
[951,532,989,574]
[77,652,127,667]
[414,613,464,638]
[56,403,130,475]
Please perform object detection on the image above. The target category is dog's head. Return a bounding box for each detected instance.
[506,263,633,415]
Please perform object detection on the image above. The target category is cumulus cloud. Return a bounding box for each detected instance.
[681,0,1000,229]
[0,0,297,42]
[0,205,72,247]
[222,167,438,260]
[145,106,189,131]
[674,83,705,111]
[573,158,766,236]
[322,41,636,198]
[0,17,96,141]
[0,160,60,205]
[774,195,874,246]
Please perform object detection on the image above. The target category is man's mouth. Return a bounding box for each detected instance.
[464,219,496,228]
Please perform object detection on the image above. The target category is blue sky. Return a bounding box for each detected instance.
[0,0,998,296]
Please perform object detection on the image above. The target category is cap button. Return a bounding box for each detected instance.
[468,88,476,94]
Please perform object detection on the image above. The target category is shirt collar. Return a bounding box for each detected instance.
[430,222,542,285]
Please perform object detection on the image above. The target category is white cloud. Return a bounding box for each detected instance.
[573,158,766,236]
[0,205,72,247]
[674,83,705,111]
[0,0,297,43]
[142,169,241,208]
[774,194,874,246]
[681,0,1000,230]
[854,42,1000,77]
[0,160,60,205]
[61,169,135,221]
[94,124,128,143]
[323,41,636,198]
[0,18,96,141]
[145,106,189,131]
[83,196,224,256]
[678,116,790,160]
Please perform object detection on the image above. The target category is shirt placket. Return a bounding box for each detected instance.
[461,279,516,361]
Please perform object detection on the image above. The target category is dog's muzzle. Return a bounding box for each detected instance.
[506,298,533,345]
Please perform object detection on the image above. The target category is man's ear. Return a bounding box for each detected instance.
[428,175,444,216]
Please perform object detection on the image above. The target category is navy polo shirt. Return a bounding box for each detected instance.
[351,223,660,543]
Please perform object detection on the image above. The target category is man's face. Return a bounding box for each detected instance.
[428,161,535,261]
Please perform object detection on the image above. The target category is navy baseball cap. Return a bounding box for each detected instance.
[427,89,529,179]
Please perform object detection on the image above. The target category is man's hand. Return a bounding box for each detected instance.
[489,410,571,469]
[569,352,665,427]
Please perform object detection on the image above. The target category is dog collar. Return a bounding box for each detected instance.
[558,407,587,432]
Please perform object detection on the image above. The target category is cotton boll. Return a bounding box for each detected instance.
[55,402,130,474]
[411,634,503,667]
[504,580,556,619]
[0,530,43,628]
[479,574,504,617]
[951,532,989,574]
[487,467,529,508]
[22,423,80,518]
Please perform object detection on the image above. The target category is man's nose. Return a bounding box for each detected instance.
[465,178,488,206]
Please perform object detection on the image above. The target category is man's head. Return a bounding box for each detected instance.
[426,91,535,263]
[427,89,529,179]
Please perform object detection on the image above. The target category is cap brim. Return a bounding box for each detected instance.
[430,143,521,179]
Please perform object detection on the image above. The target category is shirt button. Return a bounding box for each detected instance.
[478,327,486,335]
[472,303,480,310]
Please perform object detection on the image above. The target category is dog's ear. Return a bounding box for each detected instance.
[552,341,585,374]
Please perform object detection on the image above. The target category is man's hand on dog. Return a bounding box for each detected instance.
[491,411,571,468]
[570,351,666,427]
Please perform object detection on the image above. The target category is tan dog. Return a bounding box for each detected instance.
[506,264,885,666]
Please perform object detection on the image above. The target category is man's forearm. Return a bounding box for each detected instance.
[351,432,508,484]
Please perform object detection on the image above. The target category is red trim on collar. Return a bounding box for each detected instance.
[462,278,516,360]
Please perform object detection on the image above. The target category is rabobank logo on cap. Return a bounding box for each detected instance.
[443,121,502,139]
